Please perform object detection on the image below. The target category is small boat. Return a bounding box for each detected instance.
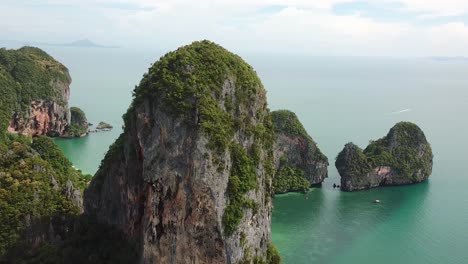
[373,200,380,203]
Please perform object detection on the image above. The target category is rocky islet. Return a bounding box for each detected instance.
[335,122,433,191]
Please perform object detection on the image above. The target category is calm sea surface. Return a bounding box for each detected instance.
[12,45,468,264]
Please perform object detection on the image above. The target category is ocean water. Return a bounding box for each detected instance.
[18,45,468,263]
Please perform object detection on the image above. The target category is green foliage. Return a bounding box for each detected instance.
[31,136,72,174]
[130,40,262,118]
[388,121,428,149]
[335,143,372,178]
[239,243,282,264]
[0,135,90,256]
[0,67,19,135]
[271,110,308,138]
[266,243,282,264]
[199,96,234,153]
[223,144,259,236]
[273,165,310,194]
[240,232,247,247]
[65,124,88,137]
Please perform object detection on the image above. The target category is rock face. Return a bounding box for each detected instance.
[0,46,74,137]
[65,179,84,213]
[336,122,433,191]
[272,110,328,193]
[8,100,70,136]
[84,41,279,263]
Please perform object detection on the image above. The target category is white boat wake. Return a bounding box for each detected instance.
[391,108,412,114]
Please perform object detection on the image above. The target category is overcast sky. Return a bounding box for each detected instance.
[2,0,468,56]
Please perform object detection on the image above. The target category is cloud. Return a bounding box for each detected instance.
[1,0,468,56]
[396,0,468,17]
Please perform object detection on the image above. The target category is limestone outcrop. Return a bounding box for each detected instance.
[336,122,433,191]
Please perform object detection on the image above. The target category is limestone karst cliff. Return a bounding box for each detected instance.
[335,122,433,191]
[84,40,280,263]
[0,46,73,137]
[271,110,328,193]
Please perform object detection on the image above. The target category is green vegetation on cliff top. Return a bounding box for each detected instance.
[129,40,262,119]
[336,122,433,179]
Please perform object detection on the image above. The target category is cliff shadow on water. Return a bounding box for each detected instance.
[272,182,430,263]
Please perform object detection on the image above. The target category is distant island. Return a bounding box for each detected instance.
[59,39,119,48]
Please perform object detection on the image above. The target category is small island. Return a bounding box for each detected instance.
[335,122,433,191]
[88,121,113,133]
[96,121,113,130]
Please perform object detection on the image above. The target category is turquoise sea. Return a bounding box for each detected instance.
[15,45,468,263]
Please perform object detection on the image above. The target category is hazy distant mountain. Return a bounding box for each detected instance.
[0,39,119,49]
[60,39,119,48]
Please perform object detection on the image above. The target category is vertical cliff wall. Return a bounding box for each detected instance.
[84,41,279,263]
